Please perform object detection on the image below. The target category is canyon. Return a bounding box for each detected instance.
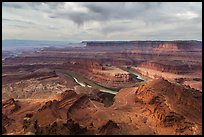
[2,40,202,135]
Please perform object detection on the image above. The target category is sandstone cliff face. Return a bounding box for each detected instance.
[154,42,179,51]
[153,41,202,51]
[135,78,202,135]
[85,40,201,51]
[138,60,190,74]
[63,59,103,77]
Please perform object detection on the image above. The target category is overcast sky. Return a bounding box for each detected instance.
[2,2,202,42]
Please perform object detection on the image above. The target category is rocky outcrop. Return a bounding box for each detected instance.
[2,113,14,128]
[2,113,15,135]
[23,118,89,135]
[92,67,130,82]
[135,78,202,134]
[2,98,21,115]
[98,120,120,135]
[66,118,88,135]
[21,91,98,135]
[33,119,70,135]
[67,95,90,118]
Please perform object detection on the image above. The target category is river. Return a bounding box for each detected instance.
[130,71,144,80]
[58,68,145,95]
[73,77,117,95]
[120,67,145,81]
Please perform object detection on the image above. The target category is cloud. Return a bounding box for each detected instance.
[2,2,26,9]
[2,2,202,41]
[2,18,36,25]
[44,3,159,25]
[46,2,202,27]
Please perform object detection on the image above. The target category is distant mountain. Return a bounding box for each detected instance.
[2,39,84,51]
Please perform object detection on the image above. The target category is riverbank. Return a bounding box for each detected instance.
[120,67,151,82]
[56,67,149,95]
[56,69,119,95]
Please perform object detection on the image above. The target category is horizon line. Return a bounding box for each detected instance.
[3,39,202,42]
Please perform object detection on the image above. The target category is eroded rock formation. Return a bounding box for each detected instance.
[134,78,202,134]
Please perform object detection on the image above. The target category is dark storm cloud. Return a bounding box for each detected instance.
[46,2,201,29]
[48,2,165,25]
